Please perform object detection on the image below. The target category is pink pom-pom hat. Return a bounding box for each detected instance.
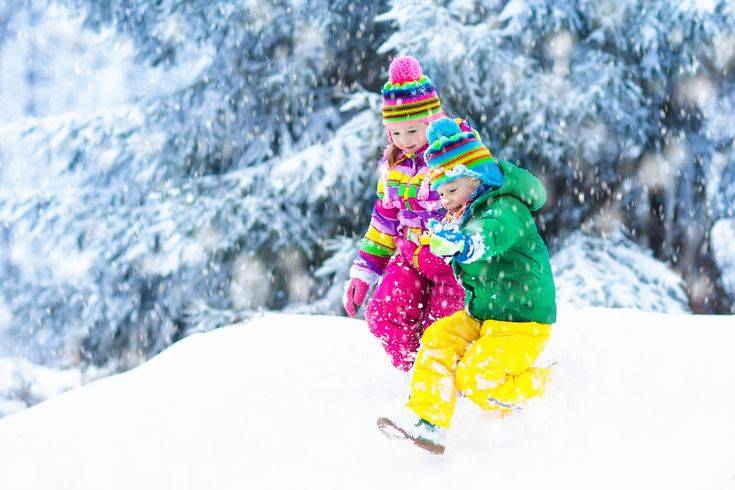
[389,56,423,84]
[381,56,444,125]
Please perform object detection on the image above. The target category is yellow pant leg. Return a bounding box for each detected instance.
[406,310,481,428]
[455,320,551,412]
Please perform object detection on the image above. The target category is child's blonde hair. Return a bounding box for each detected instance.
[383,142,408,168]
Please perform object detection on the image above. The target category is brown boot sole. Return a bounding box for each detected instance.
[376,417,445,455]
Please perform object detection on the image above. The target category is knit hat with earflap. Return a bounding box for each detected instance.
[424,118,504,190]
[381,56,444,125]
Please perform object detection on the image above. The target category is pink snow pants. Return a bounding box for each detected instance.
[365,253,465,371]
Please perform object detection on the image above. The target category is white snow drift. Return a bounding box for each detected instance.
[1,308,734,490]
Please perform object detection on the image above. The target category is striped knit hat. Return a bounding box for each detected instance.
[424,118,504,190]
[381,56,444,124]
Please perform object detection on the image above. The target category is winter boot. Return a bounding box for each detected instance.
[377,411,446,455]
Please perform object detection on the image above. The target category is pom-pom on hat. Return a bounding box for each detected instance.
[381,56,443,124]
[424,118,504,190]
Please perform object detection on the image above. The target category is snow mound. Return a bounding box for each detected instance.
[1,310,734,489]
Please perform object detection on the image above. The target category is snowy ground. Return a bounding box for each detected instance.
[0,307,734,490]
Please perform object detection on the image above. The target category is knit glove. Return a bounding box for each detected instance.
[429,232,466,257]
[427,219,474,262]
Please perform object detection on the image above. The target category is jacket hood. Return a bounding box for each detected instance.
[473,159,547,212]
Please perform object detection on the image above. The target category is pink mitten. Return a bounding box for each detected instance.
[343,278,370,317]
[415,245,455,280]
[398,238,450,279]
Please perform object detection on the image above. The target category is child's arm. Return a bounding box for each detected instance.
[428,198,529,263]
[461,201,527,261]
[349,197,400,285]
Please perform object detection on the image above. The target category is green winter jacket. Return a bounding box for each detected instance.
[454,160,557,324]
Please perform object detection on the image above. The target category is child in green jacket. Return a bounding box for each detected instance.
[377,118,556,454]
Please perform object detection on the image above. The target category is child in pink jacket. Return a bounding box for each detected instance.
[342,56,466,371]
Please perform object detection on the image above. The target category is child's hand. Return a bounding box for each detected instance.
[429,228,467,257]
[343,278,369,317]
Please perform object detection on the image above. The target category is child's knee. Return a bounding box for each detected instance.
[491,367,550,403]
[471,326,548,375]
[455,356,505,394]
[420,310,477,348]
[420,316,453,346]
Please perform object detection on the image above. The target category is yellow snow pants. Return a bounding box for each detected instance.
[406,310,552,428]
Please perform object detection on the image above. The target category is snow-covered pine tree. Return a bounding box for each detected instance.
[0,1,389,367]
[702,84,735,311]
[552,231,691,313]
[0,0,30,56]
[0,4,136,123]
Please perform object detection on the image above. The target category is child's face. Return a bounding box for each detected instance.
[437,177,480,213]
[386,122,428,153]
